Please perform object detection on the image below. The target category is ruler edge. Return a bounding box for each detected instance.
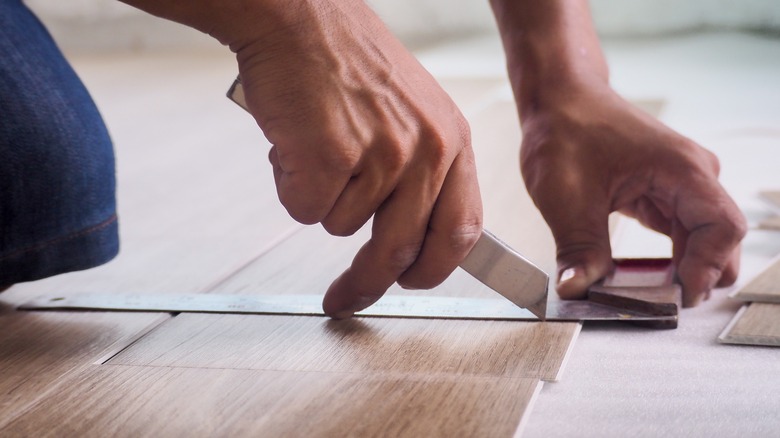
[16,293,678,324]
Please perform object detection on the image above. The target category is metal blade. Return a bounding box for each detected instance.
[459,229,548,319]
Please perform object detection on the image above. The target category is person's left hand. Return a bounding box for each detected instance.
[518,80,747,307]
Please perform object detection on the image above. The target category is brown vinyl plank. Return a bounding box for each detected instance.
[719,303,780,347]
[0,311,167,427]
[1,365,540,438]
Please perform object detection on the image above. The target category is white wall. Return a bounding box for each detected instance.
[24,0,780,53]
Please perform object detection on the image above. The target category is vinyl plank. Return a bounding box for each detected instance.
[208,224,502,298]
[1,365,541,438]
[469,100,557,274]
[436,77,507,112]
[760,190,780,210]
[109,314,580,382]
[758,215,780,231]
[731,255,780,303]
[0,310,167,426]
[718,303,780,347]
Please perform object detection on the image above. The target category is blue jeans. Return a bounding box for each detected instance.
[0,0,119,285]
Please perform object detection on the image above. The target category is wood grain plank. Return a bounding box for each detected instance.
[731,255,780,303]
[109,314,579,382]
[719,303,780,347]
[760,190,780,210]
[0,310,167,426]
[470,100,557,274]
[208,224,504,298]
[758,215,780,231]
[1,365,540,438]
[436,77,507,112]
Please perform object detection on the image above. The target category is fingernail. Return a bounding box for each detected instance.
[556,266,592,300]
[683,290,706,308]
[558,267,577,285]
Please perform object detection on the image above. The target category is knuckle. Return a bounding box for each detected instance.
[704,149,721,175]
[554,229,611,264]
[320,138,362,173]
[386,240,424,273]
[720,209,748,244]
[454,112,472,149]
[447,220,484,256]
[423,119,465,167]
[321,216,364,237]
[276,184,328,225]
[280,202,322,225]
[376,138,411,177]
[717,267,739,287]
[397,274,440,291]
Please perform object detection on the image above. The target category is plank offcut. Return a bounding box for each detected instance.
[731,255,780,303]
[719,303,780,347]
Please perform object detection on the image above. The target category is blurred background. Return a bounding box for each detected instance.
[24,0,780,53]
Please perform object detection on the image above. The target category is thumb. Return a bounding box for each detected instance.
[548,211,614,300]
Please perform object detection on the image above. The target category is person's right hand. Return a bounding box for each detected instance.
[223,1,483,318]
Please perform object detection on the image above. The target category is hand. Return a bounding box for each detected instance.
[230,1,483,317]
[519,80,747,307]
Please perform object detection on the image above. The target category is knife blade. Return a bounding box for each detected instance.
[459,229,548,319]
[227,78,549,319]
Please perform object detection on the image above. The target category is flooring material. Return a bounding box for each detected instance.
[760,190,780,210]
[759,191,780,230]
[758,215,780,231]
[1,366,541,438]
[0,310,167,427]
[731,255,780,303]
[719,303,780,347]
[109,314,579,382]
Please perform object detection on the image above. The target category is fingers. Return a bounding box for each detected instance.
[526,168,614,300]
[268,145,351,225]
[322,143,480,319]
[397,148,483,289]
[320,148,406,236]
[672,185,746,307]
[321,177,435,319]
[553,220,615,300]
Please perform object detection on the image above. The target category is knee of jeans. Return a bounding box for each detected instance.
[0,75,117,243]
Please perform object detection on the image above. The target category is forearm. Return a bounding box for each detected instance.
[489,0,609,118]
[118,0,356,53]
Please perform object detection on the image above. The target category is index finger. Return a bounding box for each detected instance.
[321,178,434,319]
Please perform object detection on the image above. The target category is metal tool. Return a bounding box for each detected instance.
[18,293,672,322]
[226,78,549,319]
[17,259,678,327]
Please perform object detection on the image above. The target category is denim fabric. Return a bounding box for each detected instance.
[0,0,119,284]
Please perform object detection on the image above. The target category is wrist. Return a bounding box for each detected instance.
[490,0,610,119]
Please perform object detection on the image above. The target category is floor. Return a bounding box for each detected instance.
[1,31,780,436]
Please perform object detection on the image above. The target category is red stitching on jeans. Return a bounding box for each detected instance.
[0,214,118,261]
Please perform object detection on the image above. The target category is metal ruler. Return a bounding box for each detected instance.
[18,293,672,322]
